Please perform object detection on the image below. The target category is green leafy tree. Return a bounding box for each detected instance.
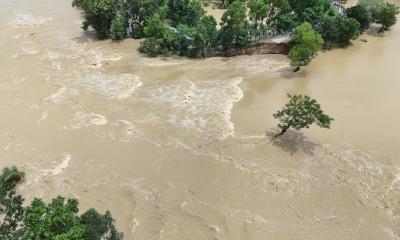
[273,94,334,136]
[0,167,25,239]
[346,4,371,31]
[23,197,85,239]
[376,2,399,31]
[111,18,126,40]
[359,0,384,21]
[0,167,124,240]
[139,13,178,56]
[248,0,270,24]
[289,0,334,23]
[219,0,243,8]
[72,0,119,38]
[268,0,292,22]
[288,22,324,67]
[319,16,360,47]
[191,16,219,57]
[125,0,168,38]
[219,0,250,50]
[167,0,205,26]
[274,13,299,33]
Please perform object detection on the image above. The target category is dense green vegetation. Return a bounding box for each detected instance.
[288,22,324,67]
[0,167,123,240]
[72,0,399,64]
[273,94,334,136]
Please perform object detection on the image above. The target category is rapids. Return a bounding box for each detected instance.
[0,0,400,239]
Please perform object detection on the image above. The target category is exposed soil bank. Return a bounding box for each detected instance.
[212,42,289,57]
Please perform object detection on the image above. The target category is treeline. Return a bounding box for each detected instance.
[72,0,399,62]
[0,166,124,239]
[287,0,399,67]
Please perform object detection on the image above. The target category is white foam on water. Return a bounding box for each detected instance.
[44,50,62,70]
[110,120,143,142]
[141,58,184,67]
[227,209,268,224]
[43,84,79,104]
[11,42,40,58]
[41,153,71,176]
[74,72,143,100]
[37,111,48,124]
[147,77,243,139]
[69,111,108,129]
[121,178,158,201]
[59,36,122,69]
[10,12,52,28]
[43,84,66,103]
[235,58,290,73]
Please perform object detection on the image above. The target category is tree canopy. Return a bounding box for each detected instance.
[72,0,399,59]
[273,94,334,136]
[0,167,124,240]
[288,22,324,67]
[376,2,400,31]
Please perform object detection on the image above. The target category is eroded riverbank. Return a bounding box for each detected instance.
[1,0,400,239]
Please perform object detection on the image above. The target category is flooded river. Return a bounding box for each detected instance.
[1,0,400,239]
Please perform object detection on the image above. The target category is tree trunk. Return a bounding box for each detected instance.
[275,125,290,137]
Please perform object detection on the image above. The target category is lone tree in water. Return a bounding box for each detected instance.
[273,94,334,136]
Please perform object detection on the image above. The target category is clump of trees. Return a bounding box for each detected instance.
[72,0,399,59]
[0,166,124,240]
[273,94,333,136]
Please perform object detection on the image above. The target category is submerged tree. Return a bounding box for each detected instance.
[319,15,360,48]
[273,94,333,136]
[346,4,372,31]
[72,0,119,38]
[288,22,324,67]
[0,167,124,240]
[376,2,400,31]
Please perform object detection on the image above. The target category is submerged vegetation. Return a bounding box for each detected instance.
[0,167,124,240]
[273,94,334,136]
[72,0,399,64]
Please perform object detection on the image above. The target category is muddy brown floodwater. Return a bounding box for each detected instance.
[1,0,400,239]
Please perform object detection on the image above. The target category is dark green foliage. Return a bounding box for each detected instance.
[359,0,384,21]
[139,13,178,56]
[72,0,118,38]
[275,13,299,33]
[289,0,335,23]
[319,16,360,47]
[72,0,398,58]
[111,18,126,40]
[248,0,270,24]
[24,197,85,239]
[288,22,324,66]
[273,94,334,136]
[219,0,250,50]
[189,16,219,57]
[346,4,371,31]
[167,0,205,26]
[0,167,25,239]
[0,167,124,240]
[80,209,124,240]
[376,2,399,31]
[218,0,242,8]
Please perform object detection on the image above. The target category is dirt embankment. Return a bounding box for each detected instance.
[212,42,289,57]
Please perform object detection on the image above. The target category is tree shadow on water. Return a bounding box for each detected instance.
[266,129,319,155]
